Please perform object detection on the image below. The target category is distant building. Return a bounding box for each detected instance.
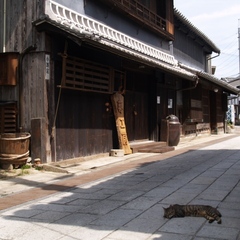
[223,76,240,125]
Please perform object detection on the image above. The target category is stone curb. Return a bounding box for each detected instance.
[41,164,69,174]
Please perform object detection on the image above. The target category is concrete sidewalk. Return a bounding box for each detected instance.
[0,132,240,239]
[0,133,237,198]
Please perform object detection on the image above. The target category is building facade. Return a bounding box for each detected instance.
[0,0,239,163]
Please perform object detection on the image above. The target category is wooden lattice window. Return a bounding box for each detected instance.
[99,0,174,39]
[189,99,203,122]
[62,56,125,94]
[0,102,17,133]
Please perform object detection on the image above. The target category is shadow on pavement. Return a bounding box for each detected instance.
[1,141,240,239]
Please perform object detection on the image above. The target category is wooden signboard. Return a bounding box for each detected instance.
[111,92,132,154]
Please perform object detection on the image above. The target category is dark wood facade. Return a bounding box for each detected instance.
[173,9,234,137]
[0,0,238,163]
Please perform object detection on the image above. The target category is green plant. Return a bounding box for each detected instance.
[227,120,234,129]
[21,164,31,170]
[19,164,31,175]
[35,165,43,171]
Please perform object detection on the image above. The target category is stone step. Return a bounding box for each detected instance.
[130,141,174,153]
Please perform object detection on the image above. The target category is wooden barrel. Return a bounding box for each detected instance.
[0,133,31,166]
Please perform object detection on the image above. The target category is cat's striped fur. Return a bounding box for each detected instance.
[163,204,222,224]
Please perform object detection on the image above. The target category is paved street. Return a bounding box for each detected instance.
[0,134,240,240]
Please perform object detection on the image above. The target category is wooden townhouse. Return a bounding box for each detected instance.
[0,0,239,164]
[173,9,239,136]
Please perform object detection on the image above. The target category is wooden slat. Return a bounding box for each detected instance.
[66,74,109,84]
[65,57,111,93]
[0,103,17,133]
[61,56,125,94]
[65,80,109,90]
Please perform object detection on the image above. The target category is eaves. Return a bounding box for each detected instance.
[34,0,197,81]
[197,71,240,95]
[174,8,220,54]
[178,63,240,95]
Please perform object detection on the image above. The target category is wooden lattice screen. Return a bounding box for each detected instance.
[189,99,203,122]
[0,102,17,133]
[62,56,125,94]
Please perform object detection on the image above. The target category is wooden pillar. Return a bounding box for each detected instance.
[31,118,47,163]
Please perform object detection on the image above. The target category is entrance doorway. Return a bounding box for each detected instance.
[124,73,150,142]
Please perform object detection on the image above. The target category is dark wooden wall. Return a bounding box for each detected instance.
[173,29,206,71]
[4,0,43,52]
[0,1,52,162]
[0,0,47,130]
[55,90,113,160]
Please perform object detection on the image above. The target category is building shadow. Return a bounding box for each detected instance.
[1,146,240,239]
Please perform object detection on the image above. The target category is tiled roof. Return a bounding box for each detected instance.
[174,8,220,54]
[35,1,240,94]
[179,63,240,95]
[34,0,197,81]
[198,71,240,94]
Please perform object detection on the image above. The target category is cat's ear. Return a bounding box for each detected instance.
[162,207,166,210]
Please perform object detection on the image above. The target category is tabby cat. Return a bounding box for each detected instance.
[163,204,222,224]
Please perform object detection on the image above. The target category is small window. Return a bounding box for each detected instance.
[0,102,17,133]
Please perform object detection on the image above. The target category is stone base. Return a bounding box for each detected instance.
[110,149,124,157]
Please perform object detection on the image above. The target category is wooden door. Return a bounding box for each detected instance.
[56,90,113,160]
[125,90,149,141]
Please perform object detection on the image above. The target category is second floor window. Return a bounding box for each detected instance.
[101,0,174,40]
